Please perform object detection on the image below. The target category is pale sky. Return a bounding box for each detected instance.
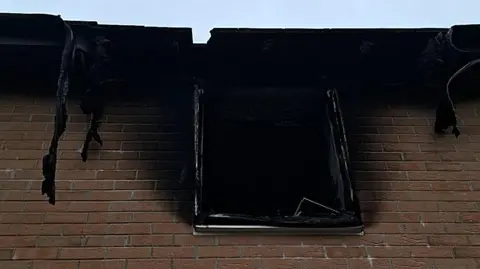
[1,0,479,43]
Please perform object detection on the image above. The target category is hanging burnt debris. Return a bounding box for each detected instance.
[37,19,193,205]
[79,36,116,162]
[41,16,75,205]
[419,24,480,138]
[0,13,85,205]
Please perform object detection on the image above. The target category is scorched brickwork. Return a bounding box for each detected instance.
[0,91,480,269]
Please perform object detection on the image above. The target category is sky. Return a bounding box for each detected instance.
[1,0,479,43]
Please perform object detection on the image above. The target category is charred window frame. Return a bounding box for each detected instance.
[192,84,363,235]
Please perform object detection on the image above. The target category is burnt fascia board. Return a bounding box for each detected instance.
[206,27,451,86]
[0,13,65,46]
[69,22,193,45]
[207,27,449,47]
[0,13,195,93]
[208,27,449,43]
[0,13,67,90]
[70,23,194,85]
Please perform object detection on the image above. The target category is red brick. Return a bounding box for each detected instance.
[262,258,303,269]
[173,234,214,246]
[67,202,110,212]
[454,247,480,258]
[381,236,421,247]
[325,246,366,258]
[403,152,440,161]
[44,213,88,223]
[0,249,13,260]
[173,259,216,269]
[422,212,459,222]
[468,235,480,245]
[32,260,79,269]
[383,143,420,152]
[1,213,43,223]
[390,259,434,269]
[106,247,152,258]
[35,236,83,247]
[365,152,403,160]
[2,94,480,266]
[151,223,192,234]
[79,260,125,269]
[217,258,262,269]
[0,261,32,269]
[130,235,173,246]
[59,247,105,259]
[388,161,427,170]
[61,224,108,235]
[88,212,132,223]
[393,118,430,126]
[152,246,195,258]
[198,246,241,258]
[347,258,391,269]
[378,126,415,134]
[351,134,399,143]
[282,246,324,257]
[428,235,469,246]
[217,236,262,246]
[12,248,59,259]
[432,258,479,269]
[73,180,114,190]
[85,236,127,247]
[368,246,411,258]
[133,212,174,223]
[0,236,36,248]
[409,246,454,258]
[126,259,171,269]
[397,201,438,211]
[0,180,29,189]
[420,143,456,152]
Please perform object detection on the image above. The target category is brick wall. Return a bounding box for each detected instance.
[0,90,479,269]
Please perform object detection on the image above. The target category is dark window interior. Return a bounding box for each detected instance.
[200,88,343,219]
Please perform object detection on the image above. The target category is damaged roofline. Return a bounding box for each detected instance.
[0,12,461,96]
[0,12,451,47]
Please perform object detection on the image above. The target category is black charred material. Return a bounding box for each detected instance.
[79,38,114,162]
[80,104,104,162]
[435,97,460,137]
[42,20,75,205]
[9,13,480,233]
[194,84,363,231]
[420,25,480,138]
